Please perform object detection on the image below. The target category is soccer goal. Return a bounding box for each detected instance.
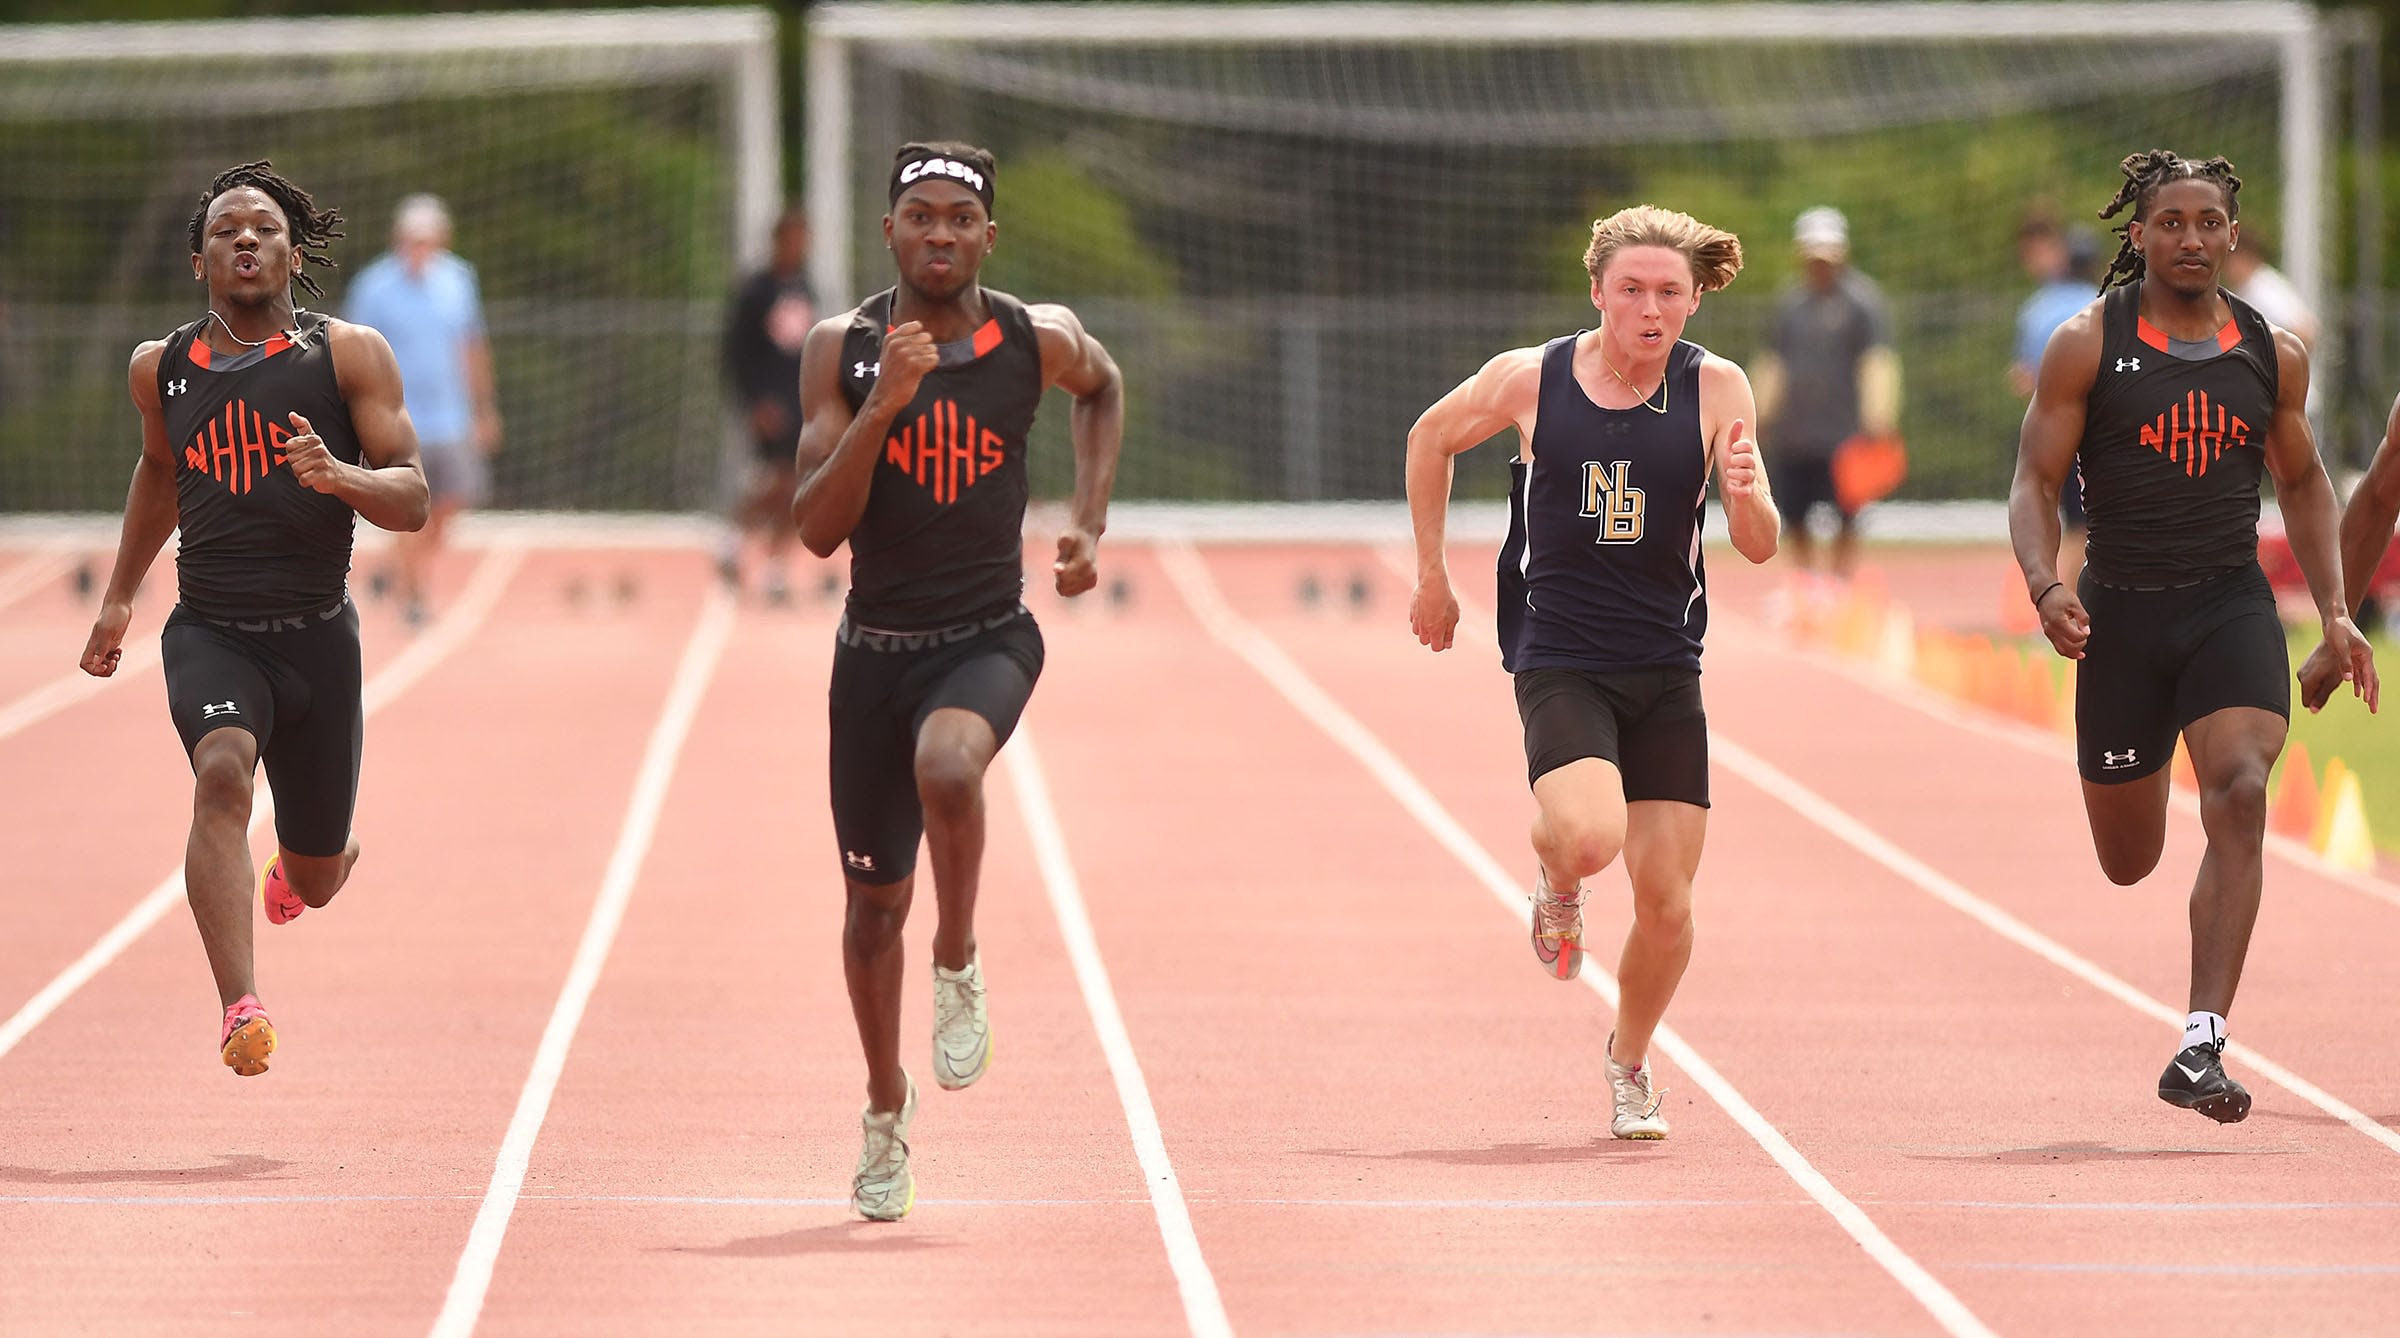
[809,1,2377,510]
[0,8,780,514]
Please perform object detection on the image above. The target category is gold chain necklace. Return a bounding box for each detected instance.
[1601,345,1670,415]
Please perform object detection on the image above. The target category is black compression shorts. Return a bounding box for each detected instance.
[2075,562,2288,784]
[827,606,1044,885]
[1513,665,1710,807]
[161,598,363,858]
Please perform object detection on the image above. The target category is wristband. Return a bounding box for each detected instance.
[2033,580,2064,608]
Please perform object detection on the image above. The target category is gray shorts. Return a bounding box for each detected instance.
[419,439,489,507]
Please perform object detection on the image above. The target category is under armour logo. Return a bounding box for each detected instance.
[843,850,876,872]
[200,700,239,719]
[2101,748,2139,769]
[2115,357,2141,372]
[853,361,879,379]
[166,379,187,396]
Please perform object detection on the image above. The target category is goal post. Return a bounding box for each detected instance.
[808,1,2373,505]
[0,7,780,512]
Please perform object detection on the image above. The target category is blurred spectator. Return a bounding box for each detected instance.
[1753,205,1899,576]
[717,205,815,603]
[342,194,500,626]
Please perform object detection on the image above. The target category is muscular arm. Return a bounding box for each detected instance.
[2008,307,2102,658]
[324,322,431,532]
[2270,333,2379,712]
[2329,394,2400,621]
[81,343,180,675]
[1701,357,1778,564]
[1032,303,1123,596]
[1405,347,1539,650]
[791,314,919,558]
[2264,333,2349,625]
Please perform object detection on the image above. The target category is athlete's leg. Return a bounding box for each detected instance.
[2180,706,2283,1016]
[2080,771,2173,885]
[843,871,916,1114]
[1531,757,1627,889]
[916,707,999,974]
[276,837,362,910]
[187,726,263,1007]
[1610,799,1705,1068]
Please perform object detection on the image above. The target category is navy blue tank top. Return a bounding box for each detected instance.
[1497,334,1710,674]
[2078,282,2278,588]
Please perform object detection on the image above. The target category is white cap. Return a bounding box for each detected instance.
[1794,205,1848,256]
[393,193,452,244]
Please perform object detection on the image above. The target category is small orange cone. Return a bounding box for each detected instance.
[2018,654,2057,728]
[2312,757,2355,852]
[2171,739,2197,791]
[2052,660,2078,737]
[2269,743,2319,840]
[2000,565,2040,637]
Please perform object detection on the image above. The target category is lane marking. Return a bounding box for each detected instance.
[0,550,76,612]
[1006,729,1234,1338]
[0,547,525,1064]
[1381,546,2400,1162]
[1159,540,1998,1338]
[0,642,164,746]
[426,587,733,1338]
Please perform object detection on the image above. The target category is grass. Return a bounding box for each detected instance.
[2277,626,2400,853]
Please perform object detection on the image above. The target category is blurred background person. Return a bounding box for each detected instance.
[342,193,500,626]
[717,205,815,604]
[2012,213,2101,580]
[1753,205,1899,578]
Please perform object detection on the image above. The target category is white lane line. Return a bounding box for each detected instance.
[1006,729,1235,1338]
[1158,540,1998,1338]
[0,550,76,612]
[1715,610,2400,914]
[1712,734,2400,1160]
[0,547,525,1064]
[1376,546,2400,1161]
[426,587,734,1338]
[0,641,164,746]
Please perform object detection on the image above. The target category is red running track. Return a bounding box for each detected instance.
[1,536,2396,1337]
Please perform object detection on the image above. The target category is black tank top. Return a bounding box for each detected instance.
[2078,282,2278,588]
[836,288,1044,628]
[159,311,361,621]
[1497,335,1711,674]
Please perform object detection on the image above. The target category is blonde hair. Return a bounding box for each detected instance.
[1583,205,1744,293]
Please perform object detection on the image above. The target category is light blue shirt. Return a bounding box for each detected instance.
[2015,280,2095,373]
[342,251,485,445]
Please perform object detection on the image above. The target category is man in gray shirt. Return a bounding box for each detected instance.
[1753,207,1899,576]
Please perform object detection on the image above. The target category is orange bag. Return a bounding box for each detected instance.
[1831,432,1907,512]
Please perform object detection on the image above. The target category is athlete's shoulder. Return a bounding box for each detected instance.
[1695,345,1750,388]
[320,316,396,358]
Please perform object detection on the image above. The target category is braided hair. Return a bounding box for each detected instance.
[2096,149,2241,290]
[186,160,345,299]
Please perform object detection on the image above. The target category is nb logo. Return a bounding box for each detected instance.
[1578,460,1646,544]
[2101,748,2139,770]
[2116,357,2142,372]
[166,379,187,397]
[853,361,879,379]
[200,700,240,719]
[843,850,877,872]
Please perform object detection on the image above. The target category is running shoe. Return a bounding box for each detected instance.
[1531,868,1585,981]
[220,995,276,1077]
[932,955,991,1091]
[261,854,305,926]
[2158,1038,2252,1124]
[1606,1034,1670,1139]
[852,1073,918,1221]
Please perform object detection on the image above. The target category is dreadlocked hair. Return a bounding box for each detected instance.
[186,160,345,300]
[2095,149,2240,290]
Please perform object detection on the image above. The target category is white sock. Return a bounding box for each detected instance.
[2184,1011,2226,1050]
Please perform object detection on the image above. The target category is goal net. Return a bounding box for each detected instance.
[0,8,779,513]
[810,2,2369,508]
